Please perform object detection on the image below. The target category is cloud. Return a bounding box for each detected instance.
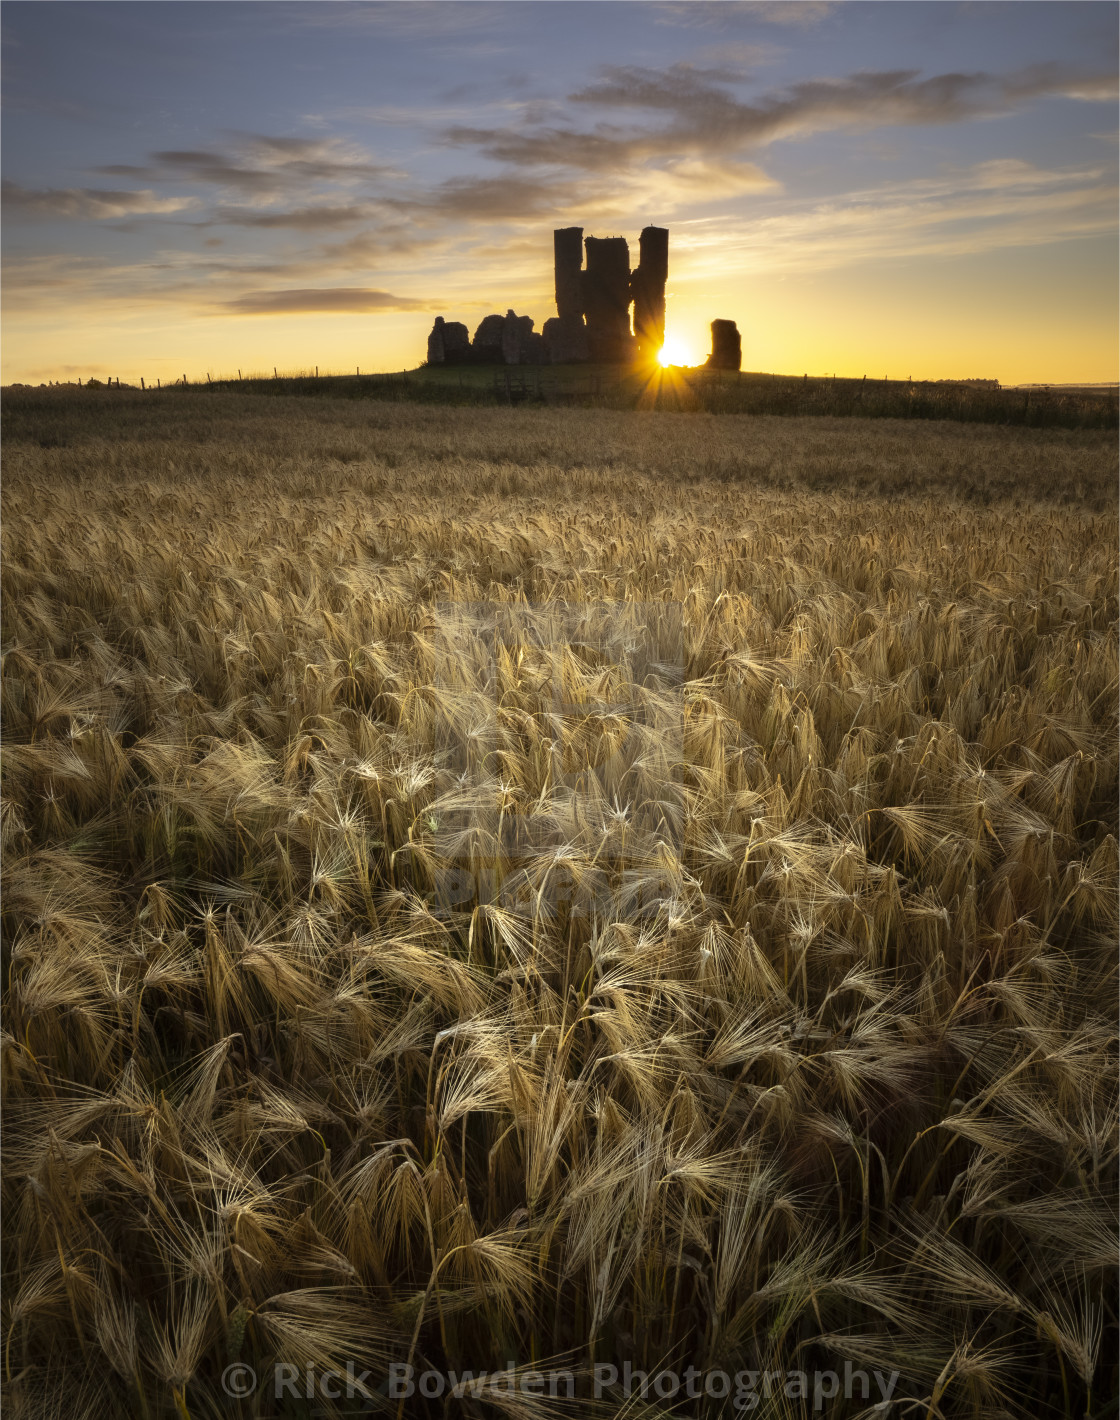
[93,133,403,200]
[387,175,582,223]
[222,287,432,314]
[10,131,407,237]
[144,150,280,193]
[650,2,835,30]
[689,40,782,71]
[658,156,778,192]
[212,204,372,230]
[669,159,1118,277]
[230,131,403,179]
[443,60,1120,176]
[574,58,1119,139]
[1001,62,1118,104]
[268,2,505,38]
[2,180,198,219]
[736,2,835,28]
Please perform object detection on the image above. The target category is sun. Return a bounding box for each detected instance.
[658,335,695,368]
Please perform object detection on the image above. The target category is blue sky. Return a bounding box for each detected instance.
[3,1,1117,382]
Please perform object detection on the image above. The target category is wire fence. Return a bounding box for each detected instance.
[14,366,1118,430]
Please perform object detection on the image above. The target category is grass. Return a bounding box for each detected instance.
[21,363,1117,429]
[2,385,1117,1418]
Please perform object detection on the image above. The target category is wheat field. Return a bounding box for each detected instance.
[2,388,1117,1419]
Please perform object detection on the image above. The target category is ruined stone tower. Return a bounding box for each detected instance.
[545,223,669,364]
[424,223,670,367]
[582,236,635,363]
[543,228,591,363]
[707,319,742,372]
[631,226,669,359]
[554,227,584,321]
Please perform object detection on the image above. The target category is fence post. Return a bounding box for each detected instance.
[274,367,278,379]
[141,377,145,390]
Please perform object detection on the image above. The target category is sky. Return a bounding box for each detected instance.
[2,0,1117,385]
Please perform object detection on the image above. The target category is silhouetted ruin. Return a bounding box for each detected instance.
[553,227,584,321]
[707,319,742,372]
[582,236,635,363]
[631,225,669,360]
[426,317,469,366]
[423,222,732,368]
[471,314,507,363]
[542,226,591,362]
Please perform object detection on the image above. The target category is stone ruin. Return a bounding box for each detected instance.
[706,319,742,372]
[424,224,671,366]
[424,225,743,370]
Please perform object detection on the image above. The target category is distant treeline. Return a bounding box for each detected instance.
[8,367,1118,430]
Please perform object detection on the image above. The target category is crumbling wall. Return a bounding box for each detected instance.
[471,314,508,364]
[501,311,540,365]
[583,236,635,364]
[707,319,742,372]
[631,225,668,359]
[442,321,470,361]
[426,312,545,365]
[542,316,589,364]
[425,316,483,364]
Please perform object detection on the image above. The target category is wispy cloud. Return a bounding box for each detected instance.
[445,61,1119,175]
[3,180,198,220]
[736,2,836,28]
[211,203,372,230]
[650,2,835,31]
[268,2,506,38]
[670,159,1117,276]
[689,40,783,71]
[88,132,403,213]
[95,133,403,198]
[222,286,432,314]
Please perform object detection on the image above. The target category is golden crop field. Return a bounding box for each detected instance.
[2,388,1117,1420]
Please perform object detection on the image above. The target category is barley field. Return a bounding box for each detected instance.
[2,388,1117,1419]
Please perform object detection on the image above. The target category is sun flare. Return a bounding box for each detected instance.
[658,336,696,368]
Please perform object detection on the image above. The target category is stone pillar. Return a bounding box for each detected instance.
[707,319,742,372]
[549,227,591,363]
[632,225,668,359]
[426,317,446,365]
[554,227,584,320]
[584,235,633,363]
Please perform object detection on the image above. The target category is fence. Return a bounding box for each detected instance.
[43,366,1119,430]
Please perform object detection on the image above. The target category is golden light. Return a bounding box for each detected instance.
[658,335,695,368]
